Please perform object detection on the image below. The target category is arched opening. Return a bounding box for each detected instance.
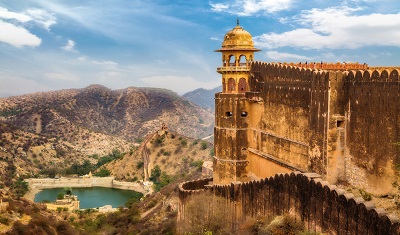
[227,78,236,93]
[239,55,247,66]
[238,78,247,93]
[229,55,236,67]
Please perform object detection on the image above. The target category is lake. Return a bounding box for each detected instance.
[34,187,139,209]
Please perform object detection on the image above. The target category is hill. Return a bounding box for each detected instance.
[0,85,214,142]
[0,85,214,193]
[182,85,221,111]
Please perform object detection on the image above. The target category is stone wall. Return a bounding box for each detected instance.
[245,62,400,192]
[26,177,147,195]
[178,173,400,234]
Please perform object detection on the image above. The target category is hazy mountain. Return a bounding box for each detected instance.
[0,85,214,181]
[182,85,221,111]
[0,85,214,142]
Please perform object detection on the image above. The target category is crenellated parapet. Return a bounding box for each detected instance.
[260,61,369,70]
[178,173,400,234]
[345,69,399,82]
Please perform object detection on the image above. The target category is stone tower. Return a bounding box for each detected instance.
[213,21,260,184]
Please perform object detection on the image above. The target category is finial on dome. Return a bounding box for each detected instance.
[237,17,240,26]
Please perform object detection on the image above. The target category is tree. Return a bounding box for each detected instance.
[149,165,161,182]
[94,168,111,177]
[57,192,64,200]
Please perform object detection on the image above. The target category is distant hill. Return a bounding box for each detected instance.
[182,85,221,111]
[0,85,214,142]
[0,85,214,184]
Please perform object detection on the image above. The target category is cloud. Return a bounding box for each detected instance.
[265,51,311,61]
[0,7,31,22]
[62,40,77,52]
[0,7,56,47]
[140,75,220,94]
[91,60,118,66]
[0,21,41,47]
[77,56,87,62]
[210,0,293,16]
[44,72,80,81]
[254,6,400,49]
[25,8,56,30]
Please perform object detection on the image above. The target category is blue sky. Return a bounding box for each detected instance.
[0,0,399,97]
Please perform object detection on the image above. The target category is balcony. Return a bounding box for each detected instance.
[217,66,250,73]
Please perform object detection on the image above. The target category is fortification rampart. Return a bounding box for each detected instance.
[245,62,400,192]
[178,173,400,234]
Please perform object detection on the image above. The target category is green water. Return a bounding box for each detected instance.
[34,187,138,209]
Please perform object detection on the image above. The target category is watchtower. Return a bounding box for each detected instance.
[213,20,260,184]
[215,19,260,93]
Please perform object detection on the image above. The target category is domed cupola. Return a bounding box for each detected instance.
[217,20,259,51]
[215,19,260,94]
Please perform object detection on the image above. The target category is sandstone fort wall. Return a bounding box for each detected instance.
[179,173,400,234]
[246,62,400,193]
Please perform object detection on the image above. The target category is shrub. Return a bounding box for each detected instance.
[201,142,208,150]
[57,192,64,200]
[359,189,372,201]
[180,140,187,147]
[136,161,144,169]
[0,216,9,225]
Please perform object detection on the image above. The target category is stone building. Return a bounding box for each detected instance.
[213,21,400,194]
[178,21,400,234]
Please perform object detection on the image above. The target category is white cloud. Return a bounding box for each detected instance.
[62,40,77,52]
[210,0,293,16]
[0,7,56,47]
[140,75,220,94]
[210,37,220,41]
[77,56,87,61]
[25,8,56,30]
[210,3,229,12]
[44,72,80,81]
[0,7,31,22]
[265,51,311,60]
[254,6,400,49]
[91,60,118,66]
[0,21,41,47]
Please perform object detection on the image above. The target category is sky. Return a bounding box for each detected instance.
[0,0,399,97]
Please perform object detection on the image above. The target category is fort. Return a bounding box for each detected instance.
[179,22,400,234]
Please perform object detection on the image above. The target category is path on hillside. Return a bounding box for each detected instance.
[201,134,214,140]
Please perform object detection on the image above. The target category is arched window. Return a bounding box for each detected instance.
[229,55,235,67]
[239,55,247,66]
[228,78,236,93]
[238,78,247,93]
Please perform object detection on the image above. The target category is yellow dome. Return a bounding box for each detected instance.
[216,25,260,52]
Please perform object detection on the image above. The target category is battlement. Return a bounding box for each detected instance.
[279,61,368,70]
[179,172,400,234]
[250,61,399,84]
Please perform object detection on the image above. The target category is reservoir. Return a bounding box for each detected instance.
[34,187,139,209]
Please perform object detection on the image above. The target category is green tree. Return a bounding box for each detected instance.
[94,168,111,177]
[149,165,161,182]
[57,192,64,200]
[11,179,29,198]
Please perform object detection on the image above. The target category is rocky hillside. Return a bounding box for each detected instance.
[0,85,214,142]
[182,85,221,111]
[105,128,213,183]
[0,85,213,190]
